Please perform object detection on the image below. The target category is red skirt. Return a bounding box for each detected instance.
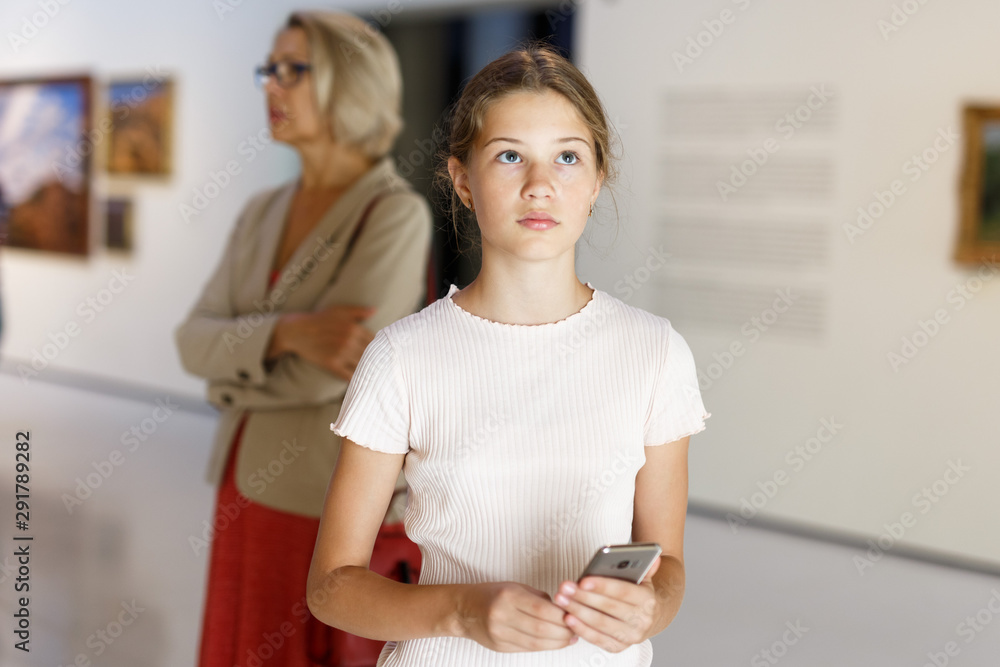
[197,416,339,667]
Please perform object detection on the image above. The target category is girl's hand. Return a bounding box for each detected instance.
[553,555,662,652]
[457,582,579,653]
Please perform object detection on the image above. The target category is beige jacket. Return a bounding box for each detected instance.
[175,157,432,518]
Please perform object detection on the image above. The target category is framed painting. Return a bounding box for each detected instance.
[956,105,1000,264]
[105,197,132,251]
[107,76,172,175]
[0,75,92,255]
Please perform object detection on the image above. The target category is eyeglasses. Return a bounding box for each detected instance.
[254,61,312,89]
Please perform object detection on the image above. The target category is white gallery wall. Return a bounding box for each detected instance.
[0,0,996,573]
[574,0,1000,566]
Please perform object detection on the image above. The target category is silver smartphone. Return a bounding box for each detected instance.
[578,543,662,584]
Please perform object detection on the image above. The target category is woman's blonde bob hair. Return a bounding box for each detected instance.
[285,11,403,159]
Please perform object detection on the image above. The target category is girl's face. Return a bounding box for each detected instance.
[449,89,603,262]
[264,27,324,146]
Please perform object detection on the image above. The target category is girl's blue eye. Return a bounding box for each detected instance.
[557,151,579,165]
[499,150,521,163]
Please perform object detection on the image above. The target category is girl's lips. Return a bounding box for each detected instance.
[518,217,558,230]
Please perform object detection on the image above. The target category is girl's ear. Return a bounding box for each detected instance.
[448,156,472,203]
[591,169,605,204]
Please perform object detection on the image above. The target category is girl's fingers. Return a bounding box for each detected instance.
[556,587,633,624]
[492,595,577,652]
[508,619,575,645]
[553,579,658,649]
[515,601,573,634]
[563,612,629,653]
[495,626,577,652]
[516,587,574,626]
[559,578,645,619]
[557,592,630,635]
[561,597,655,652]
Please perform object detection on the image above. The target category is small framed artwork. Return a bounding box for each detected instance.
[107,76,173,175]
[105,197,132,250]
[956,105,1000,264]
[0,75,92,255]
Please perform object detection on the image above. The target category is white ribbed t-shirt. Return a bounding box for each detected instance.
[331,282,710,667]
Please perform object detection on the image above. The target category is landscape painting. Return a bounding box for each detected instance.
[0,75,91,255]
[107,77,172,175]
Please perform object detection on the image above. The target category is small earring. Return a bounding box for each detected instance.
[588,202,594,217]
[469,198,475,213]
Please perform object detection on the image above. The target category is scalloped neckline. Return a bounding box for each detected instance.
[445,282,598,328]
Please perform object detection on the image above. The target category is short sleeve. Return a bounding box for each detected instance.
[330,329,410,454]
[644,324,711,446]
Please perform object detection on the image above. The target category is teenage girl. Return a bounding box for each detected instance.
[306,43,710,667]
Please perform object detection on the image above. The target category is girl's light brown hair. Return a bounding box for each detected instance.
[434,41,620,255]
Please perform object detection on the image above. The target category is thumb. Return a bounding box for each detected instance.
[641,555,662,583]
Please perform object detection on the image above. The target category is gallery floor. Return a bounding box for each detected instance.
[0,368,997,666]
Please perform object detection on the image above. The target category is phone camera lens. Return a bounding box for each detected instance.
[616,560,630,569]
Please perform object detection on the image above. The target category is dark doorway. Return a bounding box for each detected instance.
[381,4,576,300]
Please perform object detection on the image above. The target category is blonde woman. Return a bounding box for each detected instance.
[306,44,709,666]
[175,12,431,667]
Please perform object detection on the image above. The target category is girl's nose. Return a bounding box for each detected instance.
[522,163,556,199]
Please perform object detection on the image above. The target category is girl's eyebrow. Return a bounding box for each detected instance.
[483,136,589,147]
